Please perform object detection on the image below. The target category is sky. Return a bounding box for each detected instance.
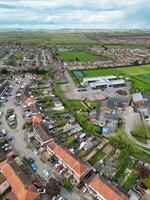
[0,0,149,29]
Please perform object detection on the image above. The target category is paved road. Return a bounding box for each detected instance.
[0,82,83,200]
[123,107,150,150]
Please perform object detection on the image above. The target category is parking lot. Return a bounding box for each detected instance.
[61,70,130,101]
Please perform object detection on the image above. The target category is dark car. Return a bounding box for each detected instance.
[76,182,84,189]
[32,180,42,189]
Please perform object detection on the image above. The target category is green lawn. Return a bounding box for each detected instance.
[88,150,106,165]
[143,178,150,189]
[123,172,138,190]
[80,68,122,77]
[58,51,107,62]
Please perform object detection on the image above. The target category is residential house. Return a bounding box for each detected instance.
[47,141,90,182]
[137,93,150,117]
[100,97,129,113]
[26,97,35,106]
[32,114,43,125]
[30,103,41,115]
[0,148,6,162]
[132,93,144,107]
[0,160,40,200]
[98,97,129,135]
[87,174,129,200]
[52,97,64,111]
[0,173,10,195]
[33,123,53,146]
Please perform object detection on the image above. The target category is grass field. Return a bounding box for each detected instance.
[123,172,138,190]
[72,64,150,91]
[0,32,98,46]
[58,51,107,62]
[88,150,106,165]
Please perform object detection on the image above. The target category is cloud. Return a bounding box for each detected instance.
[0,0,149,29]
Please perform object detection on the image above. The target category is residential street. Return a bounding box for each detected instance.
[0,82,82,200]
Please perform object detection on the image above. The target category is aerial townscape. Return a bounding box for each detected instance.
[0,1,150,200]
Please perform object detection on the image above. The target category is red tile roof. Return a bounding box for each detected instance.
[89,175,129,200]
[26,97,34,103]
[0,161,40,200]
[32,114,42,125]
[47,141,89,179]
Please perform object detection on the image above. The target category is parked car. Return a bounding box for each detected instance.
[5,136,13,142]
[2,143,9,149]
[31,163,38,172]
[51,196,58,200]
[37,188,46,194]
[76,182,84,189]
[43,170,51,178]
[32,180,42,189]
[4,146,12,152]
[1,129,7,134]
[28,157,34,164]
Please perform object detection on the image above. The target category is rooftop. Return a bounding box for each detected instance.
[132,93,143,102]
[47,141,89,178]
[0,160,39,200]
[89,175,129,200]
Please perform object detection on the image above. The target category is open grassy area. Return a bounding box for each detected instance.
[0,32,98,46]
[79,65,150,77]
[58,51,107,62]
[88,150,106,165]
[123,172,138,190]
[72,64,150,91]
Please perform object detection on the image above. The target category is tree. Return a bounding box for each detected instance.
[46,178,61,197]
[137,165,150,179]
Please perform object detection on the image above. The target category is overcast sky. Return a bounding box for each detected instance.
[0,0,149,29]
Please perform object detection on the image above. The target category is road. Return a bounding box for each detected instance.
[0,82,83,200]
[123,106,150,150]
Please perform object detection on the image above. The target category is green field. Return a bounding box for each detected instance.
[73,65,150,91]
[58,51,107,62]
[123,172,138,190]
[0,32,98,46]
[88,151,106,165]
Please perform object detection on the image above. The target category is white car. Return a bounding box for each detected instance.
[4,146,12,152]
[37,188,46,194]
[2,129,7,134]
[43,170,51,178]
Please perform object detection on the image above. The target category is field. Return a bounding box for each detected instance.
[58,51,107,62]
[0,32,98,46]
[72,64,150,91]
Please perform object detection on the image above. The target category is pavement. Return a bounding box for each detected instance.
[61,70,130,101]
[0,81,83,200]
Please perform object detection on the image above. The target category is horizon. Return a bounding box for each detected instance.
[0,0,149,29]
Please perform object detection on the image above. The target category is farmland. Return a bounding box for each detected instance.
[0,32,98,46]
[72,64,150,91]
[58,51,108,62]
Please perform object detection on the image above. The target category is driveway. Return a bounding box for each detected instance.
[0,81,83,200]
